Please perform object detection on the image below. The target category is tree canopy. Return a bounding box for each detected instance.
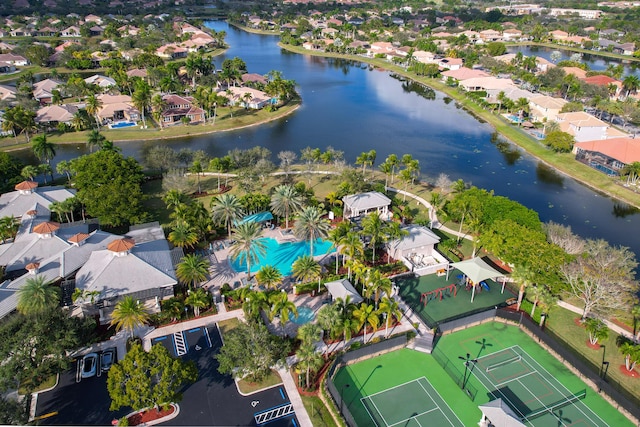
[107,342,197,412]
[70,150,147,227]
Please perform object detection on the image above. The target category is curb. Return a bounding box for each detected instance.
[234,376,284,396]
[122,403,180,426]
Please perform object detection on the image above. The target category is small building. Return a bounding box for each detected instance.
[324,279,363,304]
[342,191,392,220]
[386,225,448,275]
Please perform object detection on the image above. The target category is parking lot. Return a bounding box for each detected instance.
[36,324,299,426]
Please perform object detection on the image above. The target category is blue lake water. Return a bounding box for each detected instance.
[15,21,640,270]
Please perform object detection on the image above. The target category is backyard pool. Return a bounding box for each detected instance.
[109,121,137,129]
[229,237,334,276]
[289,306,315,325]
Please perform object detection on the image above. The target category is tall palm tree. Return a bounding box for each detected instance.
[327,222,352,274]
[293,206,330,257]
[353,302,379,344]
[511,264,536,311]
[85,94,103,129]
[168,223,199,249]
[622,75,640,99]
[361,211,388,263]
[17,275,60,316]
[268,291,298,322]
[298,323,322,345]
[176,254,209,289]
[211,193,244,238]
[366,269,392,309]
[56,160,73,183]
[21,165,38,181]
[185,287,210,317]
[0,215,19,243]
[270,184,304,229]
[316,303,342,341]
[229,221,266,280]
[292,255,322,290]
[296,343,323,389]
[31,134,56,165]
[256,265,283,290]
[132,80,152,128]
[378,297,402,338]
[527,285,547,318]
[243,290,269,319]
[110,296,150,338]
[87,130,107,152]
[340,233,364,279]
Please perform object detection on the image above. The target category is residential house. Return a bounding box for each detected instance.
[9,28,30,37]
[161,94,205,126]
[342,191,392,220]
[0,84,17,102]
[479,29,503,43]
[241,73,267,86]
[549,30,569,41]
[219,86,274,109]
[96,94,140,124]
[412,50,436,64]
[0,62,15,74]
[582,75,622,97]
[548,8,603,20]
[126,68,148,79]
[0,53,28,66]
[61,26,81,37]
[36,27,58,37]
[502,29,524,42]
[554,111,628,142]
[156,43,188,59]
[528,95,568,122]
[84,14,103,24]
[35,104,78,126]
[438,57,463,71]
[89,26,104,37]
[33,78,62,104]
[573,136,640,176]
[459,76,516,92]
[0,42,16,51]
[441,67,489,84]
[84,74,116,89]
[561,66,588,80]
[118,25,140,36]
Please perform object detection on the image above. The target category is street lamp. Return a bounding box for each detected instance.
[340,383,350,417]
[458,353,478,390]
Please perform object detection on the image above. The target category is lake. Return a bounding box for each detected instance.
[14,21,640,268]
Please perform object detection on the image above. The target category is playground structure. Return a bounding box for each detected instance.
[420,284,457,306]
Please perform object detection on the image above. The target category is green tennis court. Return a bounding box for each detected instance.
[361,377,464,427]
[471,345,608,426]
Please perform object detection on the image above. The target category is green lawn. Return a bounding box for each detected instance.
[236,369,282,394]
[301,394,340,427]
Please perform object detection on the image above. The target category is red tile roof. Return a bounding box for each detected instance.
[575,137,640,164]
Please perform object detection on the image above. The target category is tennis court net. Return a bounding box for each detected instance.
[485,355,521,372]
[521,389,587,422]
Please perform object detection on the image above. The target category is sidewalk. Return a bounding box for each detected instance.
[557,300,635,340]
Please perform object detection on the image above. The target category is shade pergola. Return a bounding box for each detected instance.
[240,211,274,224]
[447,257,506,303]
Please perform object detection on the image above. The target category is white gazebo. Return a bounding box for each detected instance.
[447,257,506,303]
[478,399,525,427]
[324,279,363,304]
[342,191,391,220]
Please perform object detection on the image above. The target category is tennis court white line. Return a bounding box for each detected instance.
[475,345,520,363]
[387,407,440,427]
[493,370,538,388]
[364,377,428,399]
[361,395,382,427]
[516,346,609,427]
[470,362,527,419]
[417,378,463,427]
[369,394,392,427]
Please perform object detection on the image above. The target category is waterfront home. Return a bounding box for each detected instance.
[219,86,274,109]
[502,28,524,42]
[554,111,628,142]
[549,30,569,41]
[35,104,78,127]
[459,76,516,92]
[573,137,640,176]
[161,94,205,125]
[561,66,588,80]
[0,53,28,66]
[528,95,568,122]
[441,67,489,84]
[342,191,392,220]
[156,43,188,59]
[479,29,502,43]
[96,94,140,124]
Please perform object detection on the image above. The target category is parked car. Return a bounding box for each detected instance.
[101,348,116,372]
[80,353,98,378]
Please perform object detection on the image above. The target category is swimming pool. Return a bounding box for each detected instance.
[289,306,315,325]
[109,121,137,129]
[229,237,334,276]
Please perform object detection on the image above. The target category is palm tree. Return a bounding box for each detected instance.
[132,80,152,128]
[176,254,209,289]
[298,323,322,345]
[353,302,379,343]
[584,318,609,346]
[110,296,150,338]
[527,285,547,318]
[185,288,210,317]
[293,206,330,257]
[56,160,73,183]
[268,291,298,322]
[243,290,270,319]
[632,305,640,343]
[511,265,536,312]
[21,165,38,181]
[229,221,266,280]
[618,341,640,372]
[0,215,19,243]
[327,222,351,274]
[361,211,388,263]
[270,184,304,229]
[85,94,103,129]
[366,269,392,309]
[622,75,640,99]
[17,275,60,316]
[296,343,323,389]
[31,134,56,165]
[256,265,283,290]
[87,130,107,152]
[378,297,402,338]
[292,255,322,291]
[335,296,357,341]
[211,193,244,238]
[316,303,342,341]
[162,297,185,322]
[168,223,199,249]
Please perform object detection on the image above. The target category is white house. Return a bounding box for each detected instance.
[342,191,392,220]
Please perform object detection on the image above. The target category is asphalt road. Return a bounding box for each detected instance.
[36,325,298,426]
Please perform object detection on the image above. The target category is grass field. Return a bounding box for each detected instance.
[396,273,513,327]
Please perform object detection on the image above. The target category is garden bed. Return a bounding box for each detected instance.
[125,404,177,426]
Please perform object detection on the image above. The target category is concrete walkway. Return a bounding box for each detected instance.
[276,367,313,427]
[557,300,636,340]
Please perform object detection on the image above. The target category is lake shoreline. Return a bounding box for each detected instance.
[275,42,640,210]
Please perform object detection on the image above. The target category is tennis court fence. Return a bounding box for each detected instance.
[495,309,640,422]
[325,335,408,427]
[431,346,478,401]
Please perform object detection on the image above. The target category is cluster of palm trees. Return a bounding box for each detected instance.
[316,294,403,345]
